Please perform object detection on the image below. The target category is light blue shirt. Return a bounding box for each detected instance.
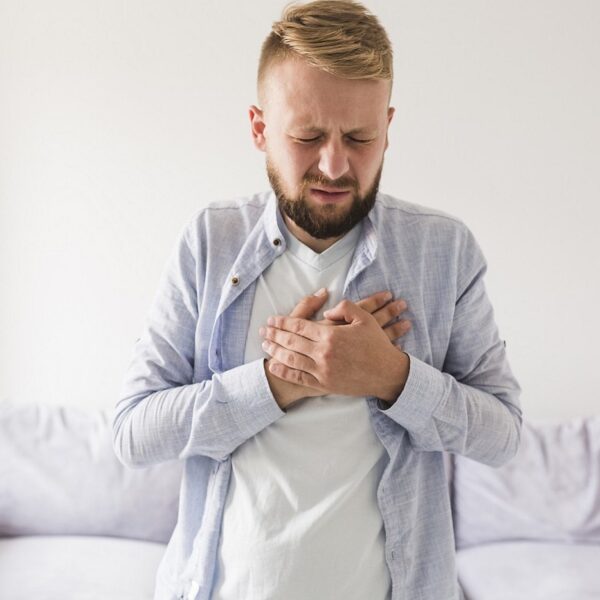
[113,190,522,600]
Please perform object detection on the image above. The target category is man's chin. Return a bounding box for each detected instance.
[305,202,351,220]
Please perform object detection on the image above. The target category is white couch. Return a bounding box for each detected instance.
[452,416,600,600]
[1,401,599,599]
[0,402,182,600]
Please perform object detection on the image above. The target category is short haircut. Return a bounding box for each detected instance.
[257,0,393,101]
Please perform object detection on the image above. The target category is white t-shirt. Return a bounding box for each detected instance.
[211,220,391,600]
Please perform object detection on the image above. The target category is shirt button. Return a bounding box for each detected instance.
[273,238,281,246]
[231,276,239,286]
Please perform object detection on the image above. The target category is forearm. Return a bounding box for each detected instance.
[112,358,285,467]
[378,353,522,467]
[376,224,523,467]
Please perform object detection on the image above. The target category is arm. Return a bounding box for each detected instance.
[261,226,522,468]
[112,223,408,468]
[112,223,285,468]
[379,227,522,467]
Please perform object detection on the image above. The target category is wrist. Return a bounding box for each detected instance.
[263,359,302,410]
[376,350,410,404]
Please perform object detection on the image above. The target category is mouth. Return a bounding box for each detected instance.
[309,187,351,203]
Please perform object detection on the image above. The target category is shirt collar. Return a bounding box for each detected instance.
[281,215,362,271]
[260,189,380,275]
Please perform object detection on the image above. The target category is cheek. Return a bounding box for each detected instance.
[283,147,314,180]
[354,147,385,189]
[353,147,377,171]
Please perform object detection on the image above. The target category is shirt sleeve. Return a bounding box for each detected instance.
[377,225,522,467]
[112,221,285,468]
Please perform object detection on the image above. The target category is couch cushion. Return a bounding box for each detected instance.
[457,541,600,600]
[0,535,165,600]
[453,416,600,549]
[0,401,183,543]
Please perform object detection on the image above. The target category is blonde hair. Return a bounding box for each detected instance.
[258,0,393,98]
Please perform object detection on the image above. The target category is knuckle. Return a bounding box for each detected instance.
[320,342,334,362]
[389,324,401,338]
[387,303,400,318]
[286,350,296,367]
[296,320,307,336]
[358,297,375,313]
[375,294,388,308]
[391,321,404,334]
[355,298,368,310]
[321,327,334,343]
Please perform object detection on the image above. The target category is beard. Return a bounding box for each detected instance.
[266,158,383,240]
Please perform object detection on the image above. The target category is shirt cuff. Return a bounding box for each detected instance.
[217,358,286,438]
[377,353,448,433]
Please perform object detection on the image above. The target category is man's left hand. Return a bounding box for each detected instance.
[260,299,410,403]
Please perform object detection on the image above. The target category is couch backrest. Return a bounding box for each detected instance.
[0,401,183,543]
[452,415,600,549]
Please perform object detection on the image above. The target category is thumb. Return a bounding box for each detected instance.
[322,299,363,324]
[289,288,329,319]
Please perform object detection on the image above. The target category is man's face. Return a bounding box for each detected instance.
[250,58,394,241]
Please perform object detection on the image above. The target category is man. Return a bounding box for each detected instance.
[113,1,522,599]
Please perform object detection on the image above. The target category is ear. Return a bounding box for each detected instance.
[249,105,267,152]
[385,106,395,151]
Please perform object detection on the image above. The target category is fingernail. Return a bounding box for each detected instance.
[267,317,275,326]
[314,287,327,297]
[261,341,269,351]
[383,291,393,301]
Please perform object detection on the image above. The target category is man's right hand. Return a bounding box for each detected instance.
[264,289,411,411]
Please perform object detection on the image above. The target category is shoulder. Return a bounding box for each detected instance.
[180,191,270,250]
[373,192,484,269]
[375,193,468,231]
[188,191,269,232]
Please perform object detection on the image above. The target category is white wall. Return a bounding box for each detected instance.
[1,1,599,419]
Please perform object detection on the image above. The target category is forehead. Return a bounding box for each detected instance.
[261,58,391,130]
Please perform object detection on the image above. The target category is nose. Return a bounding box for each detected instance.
[317,138,350,181]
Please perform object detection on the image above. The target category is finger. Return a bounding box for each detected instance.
[382,318,411,342]
[289,288,329,319]
[268,360,323,389]
[322,299,366,324]
[261,325,315,357]
[267,315,322,341]
[355,290,393,315]
[262,339,316,374]
[372,299,408,328]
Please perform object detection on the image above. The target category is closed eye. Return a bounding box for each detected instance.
[292,135,374,144]
[347,137,372,144]
[294,136,321,143]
